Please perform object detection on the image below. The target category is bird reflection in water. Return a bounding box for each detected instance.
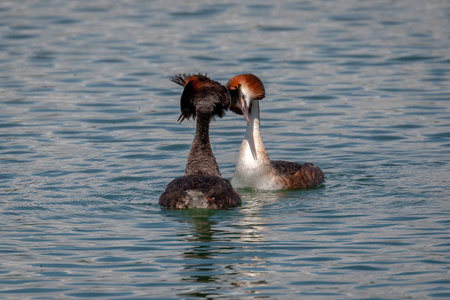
[164,191,286,297]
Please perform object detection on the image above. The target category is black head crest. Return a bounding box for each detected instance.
[228,84,244,115]
[171,73,230,123]
[170,73,208,87]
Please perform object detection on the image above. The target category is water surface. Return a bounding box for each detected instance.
[1,0,450,299]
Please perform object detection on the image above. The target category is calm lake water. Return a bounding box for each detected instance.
[1,0,450,299]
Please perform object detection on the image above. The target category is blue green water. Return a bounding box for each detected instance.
[1,0,450,299]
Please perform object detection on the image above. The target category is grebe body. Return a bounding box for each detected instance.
[160,175,240,209]
[159,74,241,209]
[227,74,324,191]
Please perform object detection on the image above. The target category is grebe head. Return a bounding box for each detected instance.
[226,74,265,124]
[170,73,231,123]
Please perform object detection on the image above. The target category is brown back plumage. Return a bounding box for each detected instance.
[159,175,241,209]
[271,161,324,189]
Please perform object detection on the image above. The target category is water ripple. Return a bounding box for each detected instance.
[1,0,449,299]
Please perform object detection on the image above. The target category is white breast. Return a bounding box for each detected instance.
[231,140,282,190]
[231,100,283,191]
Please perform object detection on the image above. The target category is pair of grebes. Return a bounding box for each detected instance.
[159,73,324,209]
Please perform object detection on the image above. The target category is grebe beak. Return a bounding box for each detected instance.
[242,99,250,125]
[239,89,250,125]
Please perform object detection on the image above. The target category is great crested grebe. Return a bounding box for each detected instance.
[226,73,324,190]
[159,73,241,209]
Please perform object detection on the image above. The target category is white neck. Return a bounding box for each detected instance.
[232,100,283,190]
[238,100,270,166]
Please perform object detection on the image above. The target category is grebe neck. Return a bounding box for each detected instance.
[185,113,221,177]
[244,101,270,162]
